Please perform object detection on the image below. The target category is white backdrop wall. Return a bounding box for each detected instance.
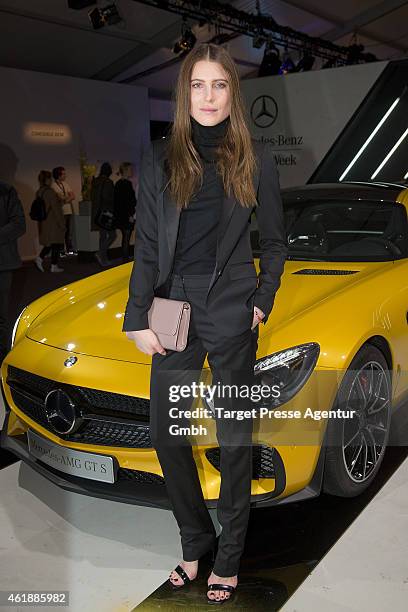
[0,65,150,260]
[240,61,388,187]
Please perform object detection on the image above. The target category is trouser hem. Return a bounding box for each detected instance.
[211,564,240,578]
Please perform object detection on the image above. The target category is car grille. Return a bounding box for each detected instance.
[7,366,150,417]
[7,366,152,448]
[117,468,165,485]
[205,445,276,479]
[292,268,358,275]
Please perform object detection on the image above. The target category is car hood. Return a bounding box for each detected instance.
[26,260,389,364]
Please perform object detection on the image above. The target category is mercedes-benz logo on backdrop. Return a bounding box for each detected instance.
[250,95,278,128]
[44,388,81,434]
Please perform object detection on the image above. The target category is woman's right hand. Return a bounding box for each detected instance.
[125,329,166,356]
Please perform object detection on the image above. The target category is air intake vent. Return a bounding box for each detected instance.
[293,269,358,275]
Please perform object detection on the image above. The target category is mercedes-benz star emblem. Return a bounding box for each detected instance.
[44,389,80,435]
[250,95,278,128]
[64,356,77,367]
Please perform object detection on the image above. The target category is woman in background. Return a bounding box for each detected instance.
[34,170,65,273]
[114,162,136,264]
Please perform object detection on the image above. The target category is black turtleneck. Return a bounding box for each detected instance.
[172,114,229,275]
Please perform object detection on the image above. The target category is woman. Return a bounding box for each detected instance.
[34,170,65,273]
[114,162,136,264]
[123,43,287,604]
[90,162,117,267]
[52,166,75,255]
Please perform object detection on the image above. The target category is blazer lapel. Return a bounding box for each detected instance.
[160,141,262,267]
[216,192,236,257]
[162,185,238,262]
[162,184,179,259]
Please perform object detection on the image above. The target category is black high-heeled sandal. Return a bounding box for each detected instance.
[168,564,193,590]
[168,542,217,590]
[206,582,236,605]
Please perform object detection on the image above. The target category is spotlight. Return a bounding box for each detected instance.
[294,53,315,72]
[346,43,365,65]
[173,23,196,54]
[253,30,266,49]
[258,42,281,77]
[323,58,337,69]
[279,55,295,74]
[361,52,378,63]
[88,3,122,30]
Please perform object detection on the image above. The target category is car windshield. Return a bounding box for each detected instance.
[251,199,408,262]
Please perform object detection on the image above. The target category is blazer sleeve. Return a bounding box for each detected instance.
[122,144,158,332]
[253,143,288,325]
[0,186,26,245]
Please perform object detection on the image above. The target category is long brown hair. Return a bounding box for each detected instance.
[166,43,258,211]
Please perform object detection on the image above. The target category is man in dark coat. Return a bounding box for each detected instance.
[0,181,26,363]
[90,162,116,266]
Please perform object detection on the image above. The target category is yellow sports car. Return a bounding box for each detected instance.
[1,181,408,508]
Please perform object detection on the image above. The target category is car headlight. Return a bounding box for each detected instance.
[253,342,320,409]
[11,307,27,348]
[202,342,320,415]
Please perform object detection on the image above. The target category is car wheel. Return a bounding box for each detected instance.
[323,344,392,497]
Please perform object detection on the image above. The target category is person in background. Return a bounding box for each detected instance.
[34,171,65,273]
[114,162,136,264]
[0,181,26,363]
[52,166,76,256]
[90,162,117,267]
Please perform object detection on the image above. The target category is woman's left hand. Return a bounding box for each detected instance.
[251,306,265,330]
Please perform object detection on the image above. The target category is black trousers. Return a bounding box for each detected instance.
[39,243,62,265]
[64,214,74,253]
[97,229,117,262]
[119,227,133,263]
[149,273,259,577]
[0,270,13,363]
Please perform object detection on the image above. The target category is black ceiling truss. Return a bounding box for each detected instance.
[133,0,372,64]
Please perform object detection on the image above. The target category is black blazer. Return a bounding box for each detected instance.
[122,138,288,338]
[114,178,137,230]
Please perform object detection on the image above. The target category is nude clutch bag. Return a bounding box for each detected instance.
[147,297,191,351]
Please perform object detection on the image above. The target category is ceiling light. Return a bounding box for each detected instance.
[258,42,281,77]
[88,3,122,30]
[294,53,315,72]
[173,22,196,54]
[279,56,295,74]
[253,30,266,49]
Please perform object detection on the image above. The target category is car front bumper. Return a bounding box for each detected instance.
[1,340,326,508]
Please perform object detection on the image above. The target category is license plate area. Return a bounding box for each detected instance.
[27,429,116,483]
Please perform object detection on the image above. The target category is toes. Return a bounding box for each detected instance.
[207,589,231,600]
[169,572,180,584]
